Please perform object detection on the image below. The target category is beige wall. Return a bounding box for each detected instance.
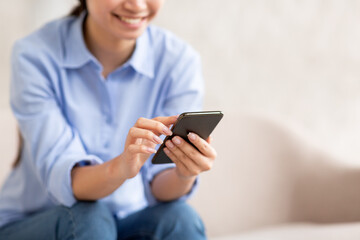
[1,0,360,165]
[0,0,75,109]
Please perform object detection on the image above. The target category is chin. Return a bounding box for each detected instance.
[113,28,147,41]
[119,33,142,40]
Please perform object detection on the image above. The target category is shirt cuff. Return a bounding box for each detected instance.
[47,154,103,207]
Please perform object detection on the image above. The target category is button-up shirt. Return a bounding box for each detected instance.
[0,13,203,227]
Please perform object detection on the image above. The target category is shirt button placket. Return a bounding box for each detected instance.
[103,109,112,149]
[101,77,112,149]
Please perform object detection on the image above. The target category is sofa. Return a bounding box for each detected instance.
[1,108,360,239]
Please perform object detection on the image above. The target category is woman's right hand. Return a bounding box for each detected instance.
[113,116,178,180]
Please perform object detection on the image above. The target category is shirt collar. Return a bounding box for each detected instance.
[62,12,96,69]
[62,12,155,79]
[126,28,155,79]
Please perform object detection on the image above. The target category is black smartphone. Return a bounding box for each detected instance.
[151,111,224,164]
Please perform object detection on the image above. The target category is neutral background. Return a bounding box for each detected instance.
[1,0,360,166]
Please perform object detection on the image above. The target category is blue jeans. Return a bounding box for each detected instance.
[0,201,206,240]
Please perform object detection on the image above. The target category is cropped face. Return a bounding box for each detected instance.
[86,0,165,40]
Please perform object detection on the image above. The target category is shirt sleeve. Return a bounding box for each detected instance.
[142,45,204,205]
[10,41,103,207]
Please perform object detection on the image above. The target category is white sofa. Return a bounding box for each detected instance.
[1,108,360,239]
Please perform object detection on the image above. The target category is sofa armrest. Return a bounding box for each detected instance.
[189,112,360,237]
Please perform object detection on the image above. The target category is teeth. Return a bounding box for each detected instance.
[120,16,142,24]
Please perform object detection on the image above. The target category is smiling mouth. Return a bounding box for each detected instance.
[113,13,145,25]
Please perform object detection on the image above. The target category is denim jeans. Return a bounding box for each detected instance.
[0,201,206,240]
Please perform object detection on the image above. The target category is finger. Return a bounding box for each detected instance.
[134,138,156,149]
[134,117,173,136]
[153,115,178,126]
[129,127,163,145]
[163,147,191,177]
[171,136,213,172]
[206,135,213,144]
[135,138,142,145]
[154,116,178,132]
[188,133,217,159]
[128,144,157,155]
[163,147,184,168]
[165,139,201,175]
[141,139,157,149]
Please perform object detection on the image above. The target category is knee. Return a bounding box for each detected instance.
[70,201,113,220]
[158,201,206,237]
[70,201,116,227]
[60,201,116,239]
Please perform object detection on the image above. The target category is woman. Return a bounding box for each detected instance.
[0,0,217,239]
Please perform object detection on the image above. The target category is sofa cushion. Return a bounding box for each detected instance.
[211,223,360,240]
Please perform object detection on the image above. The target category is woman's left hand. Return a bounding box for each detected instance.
[163,133,217,180]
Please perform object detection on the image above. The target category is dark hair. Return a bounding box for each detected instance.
[69,0,87,17]
[13,129,22,168]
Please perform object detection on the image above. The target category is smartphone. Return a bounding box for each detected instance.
[151,111,224,164]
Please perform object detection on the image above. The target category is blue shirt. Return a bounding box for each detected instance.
[0,13,203,227]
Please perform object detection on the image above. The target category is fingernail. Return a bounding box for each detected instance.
[166,140,174,149]
[188,132,196,141]
[147,147,156,153]
[153,135,163,144]
[163,127,172,136]
[172,137,181,145]
[164,148,170,155]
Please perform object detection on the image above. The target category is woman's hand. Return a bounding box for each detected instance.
[71,116,177,201]
[114,116,177,180]
[163,133,217,180]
